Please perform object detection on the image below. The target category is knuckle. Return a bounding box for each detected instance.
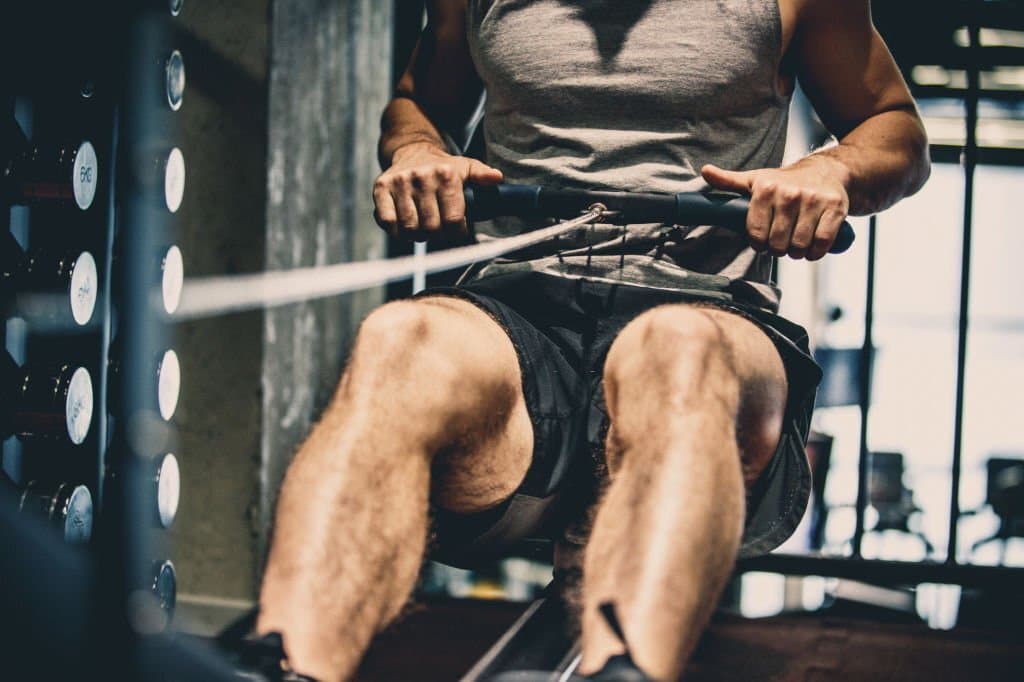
[803,192,825,210]
[769,237,789,253]
[409,168,428,186]
[822,191,842,206]
[780,186,802,204]
[393,172,411,190]
[747,217,769,236]
[435,165,456,183]
[790,233,812,250]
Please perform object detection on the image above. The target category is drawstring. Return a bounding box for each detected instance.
[586,221,596,269]
[654,225,670,261]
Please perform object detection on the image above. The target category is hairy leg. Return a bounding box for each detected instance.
[578,305,787,681]
[257,297,532,681]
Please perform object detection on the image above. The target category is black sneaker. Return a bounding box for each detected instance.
[218,610,319,682]
[231,632,319,682]
[585,652,652,681]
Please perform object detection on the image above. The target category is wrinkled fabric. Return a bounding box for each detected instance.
[466,0,792,311]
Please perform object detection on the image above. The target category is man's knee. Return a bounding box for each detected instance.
[604,306,740,418]
[355,300,438,360]
[346,299,521,418]
[603,305,787,482]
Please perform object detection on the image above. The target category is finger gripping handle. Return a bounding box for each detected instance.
[676,193,854,254]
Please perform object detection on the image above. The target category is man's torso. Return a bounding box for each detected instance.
[464,0,804,311]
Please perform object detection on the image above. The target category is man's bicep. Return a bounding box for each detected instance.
[396,0,483,130]
[795,0,917,139]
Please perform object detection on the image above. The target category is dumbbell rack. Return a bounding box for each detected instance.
[1,0,185,655]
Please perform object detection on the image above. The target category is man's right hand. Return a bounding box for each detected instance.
[373,143,504,241]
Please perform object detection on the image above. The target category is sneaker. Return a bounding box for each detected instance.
[217,610,319,682]
[585,652,652,681]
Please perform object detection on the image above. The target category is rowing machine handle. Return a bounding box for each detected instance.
[464,184,855,254]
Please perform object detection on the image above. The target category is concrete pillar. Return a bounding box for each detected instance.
[259,0,392,568]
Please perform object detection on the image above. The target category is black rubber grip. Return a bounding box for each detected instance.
[464,184,855,254]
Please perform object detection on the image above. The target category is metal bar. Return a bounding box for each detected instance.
[460,596,577,681]
[947,14,980,566]
[930,145,1024,167]
[913,46,1024,68]
[737,554,1024,592]
[911,85,1024,102]
[413,241,427,293]
[101,6,173,679]
[852,216,878,557]
[94,105,120,511]
[460,599,546,682]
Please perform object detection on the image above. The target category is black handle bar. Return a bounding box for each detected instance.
[464,184,855,254]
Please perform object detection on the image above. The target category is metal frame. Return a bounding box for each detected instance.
[737,554,1023,592]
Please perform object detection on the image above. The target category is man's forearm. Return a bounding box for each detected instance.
[807,106,931,216]
[378,96,449,169]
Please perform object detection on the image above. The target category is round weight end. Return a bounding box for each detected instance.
[157,349,181,421]
[157,453,181,529]
[166,50,185,111]
[164,148,185,213]
[72,141,98,210]
[65,367,93,445]
[69,251,98,326]
[62,484,93,543]
[152,560,177,618]
[162,245,184,314]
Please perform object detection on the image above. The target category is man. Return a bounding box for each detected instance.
[256,1,929,680]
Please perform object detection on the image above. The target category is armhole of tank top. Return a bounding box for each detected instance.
[768,0,796,102]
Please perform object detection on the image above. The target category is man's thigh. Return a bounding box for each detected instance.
[411,295,535,514]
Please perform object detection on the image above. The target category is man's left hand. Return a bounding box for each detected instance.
[701,157,851,261]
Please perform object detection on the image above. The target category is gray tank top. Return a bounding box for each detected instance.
[465,0,791,311]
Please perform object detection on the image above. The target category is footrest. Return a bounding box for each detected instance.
[461,592,579,681]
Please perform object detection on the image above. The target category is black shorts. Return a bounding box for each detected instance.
[422,271,822,568]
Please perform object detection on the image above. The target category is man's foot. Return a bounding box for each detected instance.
[583,652,652,681]
[233,632,319,681]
